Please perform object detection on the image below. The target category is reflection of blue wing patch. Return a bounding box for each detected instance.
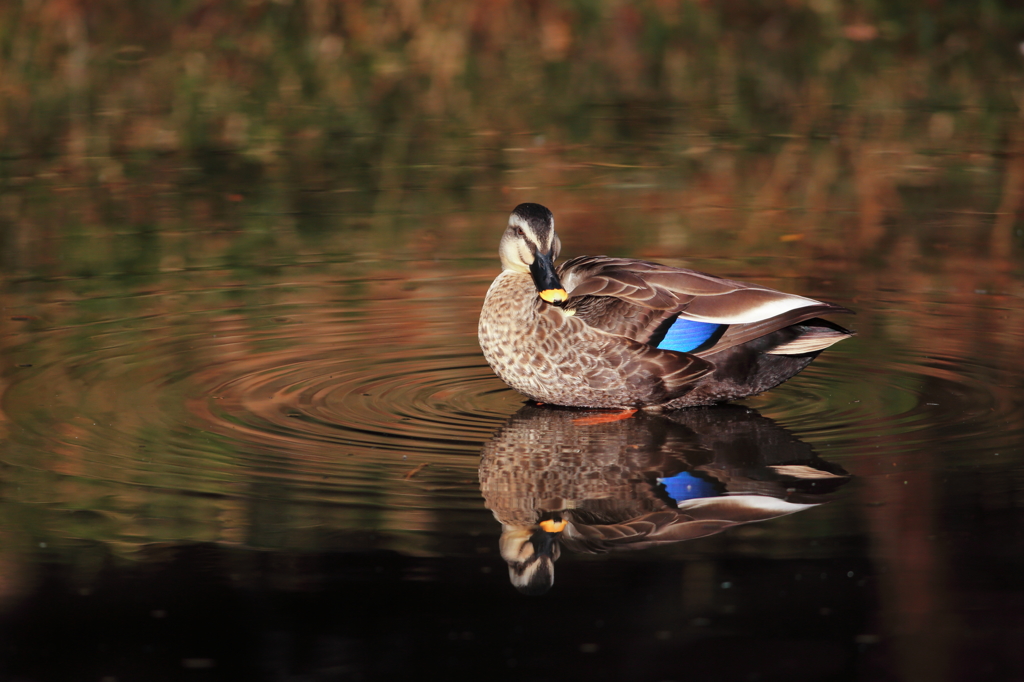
[654,317,722,353]
[659,471,720,504]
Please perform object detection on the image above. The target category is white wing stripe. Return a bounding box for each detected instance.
[680,294,820,324]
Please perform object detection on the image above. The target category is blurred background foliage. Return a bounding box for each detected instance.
[1,0,1024,273]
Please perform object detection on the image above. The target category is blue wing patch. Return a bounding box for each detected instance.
[654,317,723,353]
[658,471,721,504]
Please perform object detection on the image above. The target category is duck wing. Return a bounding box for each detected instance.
[559,255,851,354]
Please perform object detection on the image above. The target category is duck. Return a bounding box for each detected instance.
[478,203,853,410]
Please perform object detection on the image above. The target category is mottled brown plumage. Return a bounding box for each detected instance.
[478,203,853,409]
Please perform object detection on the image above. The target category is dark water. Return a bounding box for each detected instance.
[3,3,1024,679]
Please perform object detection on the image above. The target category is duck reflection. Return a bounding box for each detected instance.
[479,404,849,595]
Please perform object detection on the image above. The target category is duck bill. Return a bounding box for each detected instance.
[538,518,567,533]
[529,252,567,304]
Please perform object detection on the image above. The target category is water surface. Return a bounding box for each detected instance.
[1,186,1021,680]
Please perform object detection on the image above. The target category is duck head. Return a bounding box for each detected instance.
[499,516,568,595]
[499,203,567,304]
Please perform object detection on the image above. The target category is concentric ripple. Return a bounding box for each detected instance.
[0,273,522,529]
[2,267,1023,555]
[193,349,520,456]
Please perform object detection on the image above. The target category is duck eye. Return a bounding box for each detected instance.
[515,226,524,237]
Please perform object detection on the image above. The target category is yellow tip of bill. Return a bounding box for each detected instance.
[539,519,567,533]
[539,288,568,303]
